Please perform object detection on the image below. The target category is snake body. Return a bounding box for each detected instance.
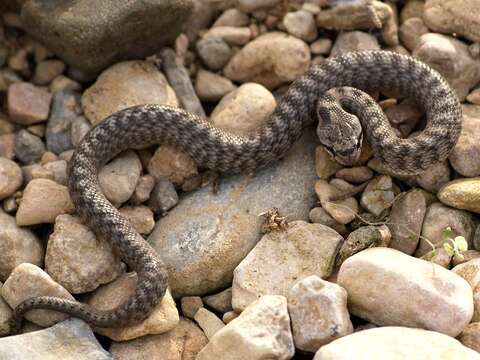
[4,50,461,334]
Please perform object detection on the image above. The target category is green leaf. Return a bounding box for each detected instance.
[454,236,468,252]
[443,243,454,257]
[442,226,452,241]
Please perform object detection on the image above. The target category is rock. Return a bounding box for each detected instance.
[98,150,142,207]
[468,88,480,105]
[16,179,74,226]
[401,0,425,22]
[7,82,52,125]
[232,221,343,311]
[459,322,480,353]
[148,130,319,298]
[222,311,238,324]
[336,226,384,266]
[196,37,232,71]
[335,166,373,184]
[213,8,250,28]
[399,17,429,51]
[288,276,353,352]
[194,308,225,339]
[315,146,342,179]
[452,258,480,322]
[211,83,276,136]
[109,317,207,360]
[360,176,395,216]
[0,134,15,160]
[0,318,112,360]
[33,60,66,85]
[413,33,480,101]
[423,0,480,43]
[87,273,179,341]
[118,206,155,235]
[43,160,68,186]
[181,296,203,319]
[148,146,197,187]
[414,160,450,193]
[330,31,380,57]
[131,174,155,205]
[196,295,294,360]
[203,287,232,313]
[22,164,54,183]
[149,177,179,214]
[416,202,478,257]
[45,214,122,294]
[195,69,236,102]
[314,326,480,360]
[337,248,474,337]
[0,282,12,335]
[50,75,82,93]
[183,0,215,43]
[283,10,318,42]
[421,246,452,268]
[2,263,75,326]
[450,108,480,177]
[388,189,427,255]
[14,129,46,164]
[204,26,251,46]
[237,0,281,12]
[0,209,43,282]
[224,32,310,90]
[453,250,480,267]
[21,0,193,73]
[81,61,178,126]
[438,178,480,214]
[309,207,348,235]
[0,157,22,200]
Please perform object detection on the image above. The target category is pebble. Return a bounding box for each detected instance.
[21,0,193,73]
[45,214,123,294]
[335,166,373,184]
[360,175,395,216]
[98,150,142,207]
[468,88,480,105]
[147,145,198,187]
[21,163,54,183]
[459,322,480,353]
[421,246,452,268]
[0,157,22,200]
[414,160,451,193]
[50,75,82,93]
[194,307,225,339]
[309,207,348,235]
[400,0,425,23]
[452,258,480,322]
[0,319,113,360]
[42,160,68,185]
[203,287,233,313]
[109,317,207,360]
[0,209,43,282]
[210,83,276,136]
[283,10,318,42]
[437,178,480,214]
[14,129,46,164]
[195,69,236,102]
[213,8,250,27]
[130,174,155,205]
[222,311,238,324]
[2,263,75,327]
[16,178,74,226]
[0,282,12,335]
[330,31,380,57]
[203,26,251,46]
[118,206,155,235]
[224,32,310,89]
[399,17,429,51]
[181,296,204,319]
[236,0,281,12]
[8,48,30,77]
[315,146,342,179]
[196,37,232,71]
[196,295,294,360]
[86,272,179,341]
[232,221,343,311]
[388,189,427,255]
[336,226,385,266]
[310,38,333,55]
[148,130,318,298]
[81,61,178,126]
[450,107,480,177]
[32,60,66,85]
[0,134,16,160]
[337,248,474,337]
[314,326,480,360]
[7,82,52,125]
[453,250,480,267]
[288,276,353,352]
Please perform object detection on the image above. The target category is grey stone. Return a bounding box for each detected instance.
[196,37,232,71]
[14,129,45,164]
[149,177,179,214]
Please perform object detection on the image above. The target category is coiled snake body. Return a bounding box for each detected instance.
[4,51,461,334]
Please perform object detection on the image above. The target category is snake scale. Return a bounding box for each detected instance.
[3,50,461,335]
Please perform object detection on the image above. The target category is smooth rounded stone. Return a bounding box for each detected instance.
[413,33,480,101]
[222,310,239,324]
[87,273,179,341]
[43,159,68,186]
[452,258,480,322]
[7,82,52,125]
[459,322,480,353]
[147,145,198,187]
[232,221,343,312]
[22,163,55,184]
[0,318,112,360]
[196,37,232,71]
[16,178,74,226]
[81,61,178,126]
[283,10,318,42]
[337,247,474,337]
[2,263,75,327]
[0,208,43,282]
[309,207,347,235]
[400,0,425,22]
[388,189,427,255]
[237,0,281,12]
[118,206,155,235]
[310,38,333,56]
[98,150,142,207]
[323,197,358,225]
[414,160,450,193]
[423,0,480,43]
[45,214,122,294]
[181,296,204,319]
[196,295,294,360]
[468,88,480,105]
[313,326,480,360]
[46,90,81,154]
[335,166,373,184]
[399,17,429,51]
[211,83,276,136]
[50,75,82,93]
[213,8,250,27]
[0,157,22,200]
[330,31,381,57]
[0,282,13,335]
[0,134,14,160]
[194,307,225,339]
[8,48,30,77]
[224,32,310,90]
[203,26,252,46]
[148,130,319,298]
[203,287,232,313]
[450,108,480,177]
[131,174,155,205]
[33,60,66,85]
[360,175,395,216]
[288,276,353,352]
[195,69,236,102]
[21,0,193,74]
[28,124,46,138]
[109,317,207,360]
[437,178,480,214]
[315,146,342,179]
[335,226,385,266]
[14,129,46,164]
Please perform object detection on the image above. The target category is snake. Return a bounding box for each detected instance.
[2,50,461,335]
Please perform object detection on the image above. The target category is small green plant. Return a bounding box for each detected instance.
[442,226,468,260]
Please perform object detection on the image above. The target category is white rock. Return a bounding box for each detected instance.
[194,307,225,339]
